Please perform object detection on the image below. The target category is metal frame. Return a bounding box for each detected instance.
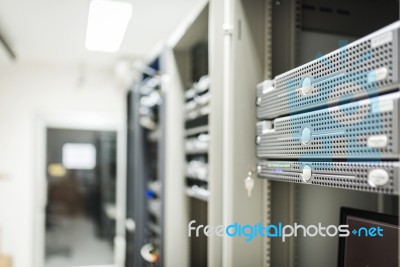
[257,1,400,266]
[125,89,135,266]
[129,54,167,267]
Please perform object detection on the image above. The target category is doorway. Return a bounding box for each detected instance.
[44,128,117,267]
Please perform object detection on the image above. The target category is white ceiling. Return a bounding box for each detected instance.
[0,0,204,66]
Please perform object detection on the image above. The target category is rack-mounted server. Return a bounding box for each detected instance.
[256,92,400,159]
[257,160,399,195]
[257,21,400,119]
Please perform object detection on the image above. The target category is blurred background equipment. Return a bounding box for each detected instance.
[45,128,117,267]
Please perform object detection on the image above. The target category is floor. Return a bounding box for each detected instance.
[45,216,114,267]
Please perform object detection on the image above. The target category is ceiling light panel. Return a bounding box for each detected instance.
[85,0,133,53]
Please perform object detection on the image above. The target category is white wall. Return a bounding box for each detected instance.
[0,61,126,267]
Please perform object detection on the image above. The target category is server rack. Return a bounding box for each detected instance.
[125,89,135,266]
[126,55,166,267]
[163,1,227,265]
[170,4,210,266]
[184,73,210,267]
[248,1,400,266]
[125,1,400,266]
[96,132,117,243]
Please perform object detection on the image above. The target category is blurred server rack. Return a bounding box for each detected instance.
[125,89,135,266]
[96,132,117,243]
[168,3,210,266]
[184,74,211,201]
[126,53,167,267]
[163,0,229,265]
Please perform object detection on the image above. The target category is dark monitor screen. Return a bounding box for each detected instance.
[338,207,399,267]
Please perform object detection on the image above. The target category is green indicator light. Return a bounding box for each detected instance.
[267,163,291,168]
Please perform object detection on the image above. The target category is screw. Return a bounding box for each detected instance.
[256,136,261,145]
[257,165,262,174]
[256,97,262,106]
